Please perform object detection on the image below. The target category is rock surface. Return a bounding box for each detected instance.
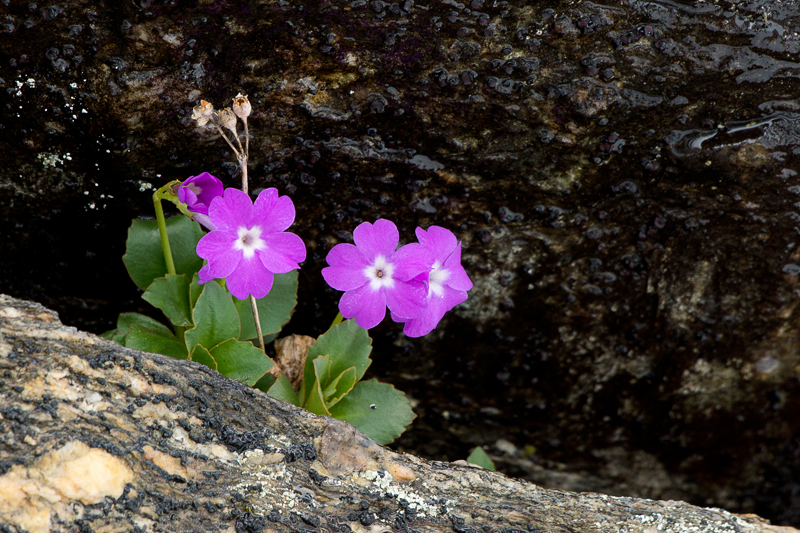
[2,0,800,524]
[1,293,797,533]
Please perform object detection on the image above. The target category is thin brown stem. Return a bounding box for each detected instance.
[212,120,241,159]
[233,126,245,155]
[239,154,248,194]
[243,118,250,159]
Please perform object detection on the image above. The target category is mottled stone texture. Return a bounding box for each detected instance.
[0,294,796,533]
[2,0,800,524]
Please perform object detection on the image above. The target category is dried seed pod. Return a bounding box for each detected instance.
[232,93,251,119]
[191,99,215,126]
[218,107,238,134]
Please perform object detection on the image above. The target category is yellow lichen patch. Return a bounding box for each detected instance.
[143,445,197,480]
[21,326,96,345]
[33,441,134,503]
[22,370,87,403]
[0,441,134,533]
[0,306,24,318]
[123,371,178,396]
[0,335,12,357]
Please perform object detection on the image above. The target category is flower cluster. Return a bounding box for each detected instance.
[322,219,472,337]
[177,172,471,336]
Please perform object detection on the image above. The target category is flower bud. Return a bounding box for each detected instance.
[232,93,251,119]
[218,107,237,134]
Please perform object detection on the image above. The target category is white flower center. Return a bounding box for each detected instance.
[234,226,265,259]
[363,255,395,291]
[186,182,202,195]
[428,260,450,297]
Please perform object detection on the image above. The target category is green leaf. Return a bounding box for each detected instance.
[142,274,193,327]
[328,380,415,445]
[325,367,357,409]
[184,281,240,353]
[123,216,205,290]
[266,373,300,406]
[100,329,117,340]
[254,372,277,394]
[116,312,172,336]
[303,377,331,416]
[312,355,358,408]
[209,338,274,386]
[300,319,372,405]
[125,323,188,360]
[189,271,203,310]
[235,271,299,341]
[466,447,496,471]
[190,344,217,371]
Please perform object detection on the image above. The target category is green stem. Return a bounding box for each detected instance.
[153,193,176,276]
[330,312,343,329]
[153,191,184,338]
[250,295,265,352]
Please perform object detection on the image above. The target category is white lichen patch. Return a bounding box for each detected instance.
[242,449,285,466]
[0,325,95,346]
[359,469,443,518]
[36,152,69,168]
[628,507,759,533]
[677,358,744,411]
[0,441,133,533]
[162,32,183,46]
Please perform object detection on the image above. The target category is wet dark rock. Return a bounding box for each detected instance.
[2,0,800,526]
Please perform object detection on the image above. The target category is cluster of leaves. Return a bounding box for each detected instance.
[104,216,414,444]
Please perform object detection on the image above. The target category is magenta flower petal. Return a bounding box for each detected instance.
[443,242,473,291]
[339,283,387,330]
[389,225,472,336]
[197,231,241,278]
[208,188,253,233]
[416,226,457,257]
[394,288,468,337]
[179,186,199,207]
[198,264,214,284]
[392,242,434,281]
[353,219,399,260]
[179,172,223,216]
[253,189,296,233]
[257,232,306,273]
[326,242,370,269]
[195,186,306,300]
[192,213,216,231]
[227,257,275,300]
[385,279,428,320]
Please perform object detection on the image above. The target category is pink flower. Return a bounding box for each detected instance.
[392,226,472,337]
[322,219,432,330]
[196,188,306,300]
[178,172,223,230]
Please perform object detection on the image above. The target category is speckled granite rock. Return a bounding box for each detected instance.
[1,293,797,533]
[2,0,800,524]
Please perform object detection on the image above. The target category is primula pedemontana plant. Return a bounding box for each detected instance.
[106,93,473,444]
